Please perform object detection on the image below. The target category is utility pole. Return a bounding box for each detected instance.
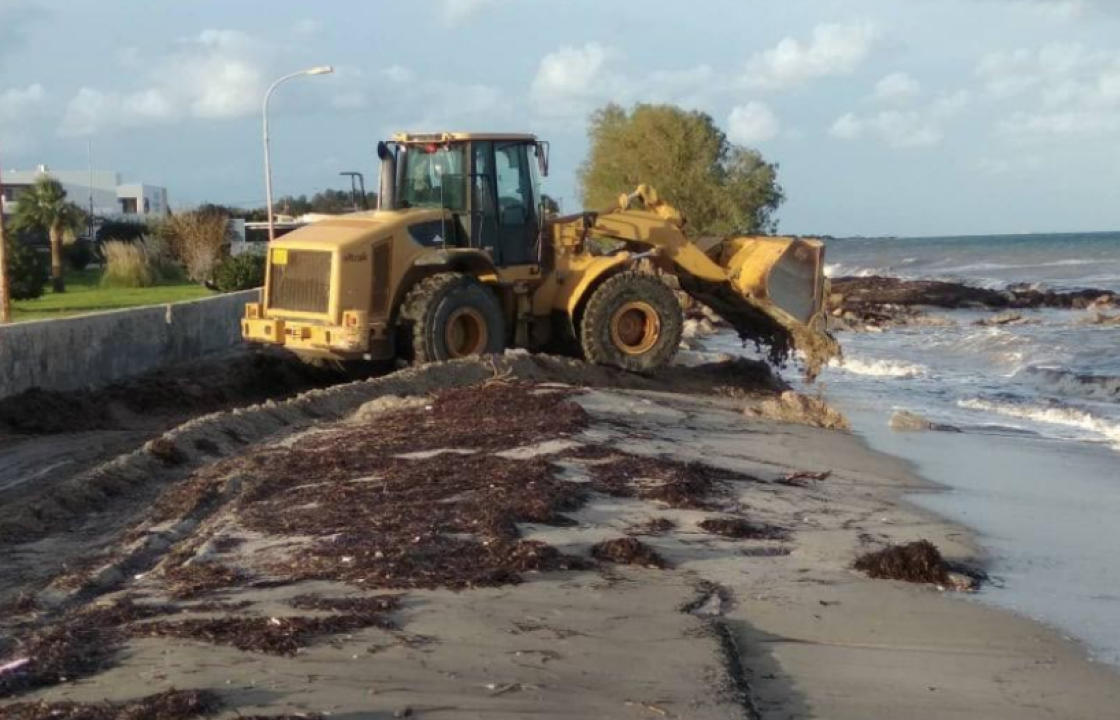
[0,153,11,323]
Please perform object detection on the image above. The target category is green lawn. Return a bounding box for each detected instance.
[11,268,216,322]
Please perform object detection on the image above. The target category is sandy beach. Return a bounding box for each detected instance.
[1,352,1118,719]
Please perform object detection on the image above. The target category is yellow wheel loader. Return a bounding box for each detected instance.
[242,132,838,377]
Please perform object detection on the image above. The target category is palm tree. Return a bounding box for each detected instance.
[11,177,85,293]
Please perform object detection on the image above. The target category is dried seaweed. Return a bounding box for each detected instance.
[625,517,677,536]
[583,454,752,509]
[288,594,402,614]
[698,517,789,541]
[0,597,182,698]
[146,438,187,466]
[853,540,950,585]
[132,614,392,656]
[590,538,668,569]
[0,688,221,720]
[162,563,246,599]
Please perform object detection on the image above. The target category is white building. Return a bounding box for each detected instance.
[1,165,169,219]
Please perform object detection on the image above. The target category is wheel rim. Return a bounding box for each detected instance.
[444,307,488,357]
[609,301,661,355]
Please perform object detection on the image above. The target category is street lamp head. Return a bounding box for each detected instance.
[306,65,334,76]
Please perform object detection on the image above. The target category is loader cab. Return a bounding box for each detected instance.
[382,133,549,267]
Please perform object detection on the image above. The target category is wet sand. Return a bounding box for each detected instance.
[1,354,1117,718]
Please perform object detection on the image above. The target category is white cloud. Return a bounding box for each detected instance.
[382,65,415,84]
[727,102,780,144]
[830,110,942,148]
[1017,0,1088,20]
[0,83,47,151]
[829,113,863,140]
[293,18,323,35]
[875,72,921,103]
[998,110,1120,137]
[746,22,877,90]
[440,0,501,24]
[59,29,271,136]
[528,45,730,121]
[530,43,620,117]
[980,42,1120,140]
[931,89,970,117]
[0,83,45,122]
[831,87,965,148]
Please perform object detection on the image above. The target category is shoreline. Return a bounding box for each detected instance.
[1,354,1117,717]
[846,403,1120,669]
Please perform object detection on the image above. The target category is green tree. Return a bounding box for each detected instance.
[578,103,784,236]
[11,177,86,292]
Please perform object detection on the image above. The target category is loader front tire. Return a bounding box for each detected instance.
[580,272,683,373]
[400,273,506,363]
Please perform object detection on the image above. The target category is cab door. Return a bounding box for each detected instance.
[471,140,538,267]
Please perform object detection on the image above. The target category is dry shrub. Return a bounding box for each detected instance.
[853,540,950,585]
[160,210,231,282]
[100,240,154,287]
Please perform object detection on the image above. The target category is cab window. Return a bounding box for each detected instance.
[495,143,532,226]
[399,144,467,211]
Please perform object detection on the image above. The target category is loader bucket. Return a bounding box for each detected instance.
[679,235,839,380]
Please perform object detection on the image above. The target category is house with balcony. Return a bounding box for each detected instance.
[1,165,169,220]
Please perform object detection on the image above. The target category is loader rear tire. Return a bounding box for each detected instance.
[580,272,683,373]
[400,273,506,364]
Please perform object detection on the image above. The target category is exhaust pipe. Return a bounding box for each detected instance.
[377,141,396,211]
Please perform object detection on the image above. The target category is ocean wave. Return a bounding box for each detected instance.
[958,397,1120,447]
[824,263,891,278]
[1021,366,1120,402]
[827,356,928,378]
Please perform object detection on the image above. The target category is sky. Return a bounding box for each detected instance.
[1,0,1119,237]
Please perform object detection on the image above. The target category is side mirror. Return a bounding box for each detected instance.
[536,141,550,177]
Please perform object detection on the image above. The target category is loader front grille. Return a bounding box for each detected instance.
[268,250,331,314]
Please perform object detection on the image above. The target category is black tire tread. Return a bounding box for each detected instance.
[399,272,504,363]
[580,271,683,372]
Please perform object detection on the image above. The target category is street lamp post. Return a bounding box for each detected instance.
[0,153,10,324]
[262,65,333,242]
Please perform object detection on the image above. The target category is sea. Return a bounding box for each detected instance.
[707,231,1120,667]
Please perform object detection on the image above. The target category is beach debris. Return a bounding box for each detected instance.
[131,613,394,656]
[0,688,222,720]
[590,538,668,569]
[698,517,789,541]
[888,410,961,433]
[0,658,30,676]
[746,391,850,430]
[776,470,831,487]
[163,562,246,599]
[1080,311,1120,326]
[146,437,187,465]
[974,311,1034,327]
[580,452,752,509]
[853,540,951,585]
[0,593,40,616]
[625,517,677,536]
[287,594,402,614]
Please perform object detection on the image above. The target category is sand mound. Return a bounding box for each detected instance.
[747,391,850,430]
[0,351,347,435]
[888,410,960,433]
